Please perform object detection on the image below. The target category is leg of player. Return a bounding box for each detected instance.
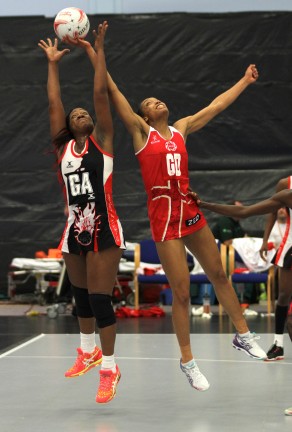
[63,253,102,378]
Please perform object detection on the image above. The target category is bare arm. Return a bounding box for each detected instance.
[198,191,292,219]
[174,64,258,138]
[66,33,148,151]
[89,22,114,153]
[107,72,149,152]
[38,38,70,139]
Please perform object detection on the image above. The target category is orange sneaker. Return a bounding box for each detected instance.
[96,365,121,403]
[65,346,102,378]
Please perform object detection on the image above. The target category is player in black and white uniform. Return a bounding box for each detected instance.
[59,134,124,254]
[39,22,124,404]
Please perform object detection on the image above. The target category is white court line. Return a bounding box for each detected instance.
[0,333,45,358]
[3,354,292,365]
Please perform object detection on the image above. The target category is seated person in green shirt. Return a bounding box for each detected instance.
[212,200,246,245]
[212,200,257,305]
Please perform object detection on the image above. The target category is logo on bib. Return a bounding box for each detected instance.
[165,141,177,151]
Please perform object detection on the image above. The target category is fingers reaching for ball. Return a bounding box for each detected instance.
[38,37,70,62]
[93,21,108,51]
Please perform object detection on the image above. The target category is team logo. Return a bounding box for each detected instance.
[73,203,101,247]
[165,141,177,151]
[150,134,161,144]
[185,214,201,227]
[77,230,92,246]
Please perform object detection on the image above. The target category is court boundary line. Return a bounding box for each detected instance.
[0,333,45,358]
[2,354,292,365]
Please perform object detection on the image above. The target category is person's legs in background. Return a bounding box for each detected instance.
[266,267,292,361]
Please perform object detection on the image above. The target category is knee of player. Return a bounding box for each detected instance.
[89,293,116,328]
[71,285,94,318]
[209,268,228,287]
[172,286,191,305]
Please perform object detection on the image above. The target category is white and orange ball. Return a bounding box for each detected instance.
[54,7,90,41]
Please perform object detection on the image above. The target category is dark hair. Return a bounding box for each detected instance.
[52,109,74,153]
[53,128,73,153]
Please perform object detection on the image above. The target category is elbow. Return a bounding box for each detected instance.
[94,86,108,97]
[210,101,224,114]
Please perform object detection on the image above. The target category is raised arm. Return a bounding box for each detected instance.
[107,72,149,151]
[174,64,258,139]
[198,190,292,219]
[38,38,70,139]
[69,31,149,152]
[89,22,114,153]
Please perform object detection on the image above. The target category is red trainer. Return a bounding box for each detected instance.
[65,346,102,378]
[96,365,121,403]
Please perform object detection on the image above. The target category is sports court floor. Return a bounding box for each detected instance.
[0,308,291,432]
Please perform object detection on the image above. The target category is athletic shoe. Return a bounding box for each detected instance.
[180,360,210,391]
[285,407,292,416]
[65,346,102,378]
[243,308,258,317]
[232,333,267,359]
[191,306,204,316]
[96,365,121,403]
[265,343,284,361]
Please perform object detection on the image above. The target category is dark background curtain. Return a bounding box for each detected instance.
[1,12,292,295]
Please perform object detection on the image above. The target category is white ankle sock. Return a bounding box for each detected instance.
[181,358,196,368]
[101,354,116,371]
[238,331,250,338]
[274,334,284,347]
[80,332,96,353]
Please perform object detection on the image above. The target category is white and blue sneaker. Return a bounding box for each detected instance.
[232,332,266,359]
[180,359,210,391]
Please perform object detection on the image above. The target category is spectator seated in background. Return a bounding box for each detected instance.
[212,200,246,245]
[268,207,287,250]
[212,200,259,309]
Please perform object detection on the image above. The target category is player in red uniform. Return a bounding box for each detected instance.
[71,31,266,391]
[106,63,269,391]
[38,22,124,404]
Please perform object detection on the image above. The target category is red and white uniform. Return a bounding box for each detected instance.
[273,175,292,268]
[58,135,125,254]
[136,126,206,242]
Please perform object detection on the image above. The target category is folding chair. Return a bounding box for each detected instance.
[133,239,227,311]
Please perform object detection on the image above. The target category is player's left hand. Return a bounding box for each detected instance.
[187,187,201,205]
[244,64,259,84]
[93,21,108,52]
[62,35,91,50]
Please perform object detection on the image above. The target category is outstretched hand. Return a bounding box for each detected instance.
[187,187,202,205]
[38,38,70,62]
[62,35,92,50]
[93,21,108,52]
[244,64,259,84]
